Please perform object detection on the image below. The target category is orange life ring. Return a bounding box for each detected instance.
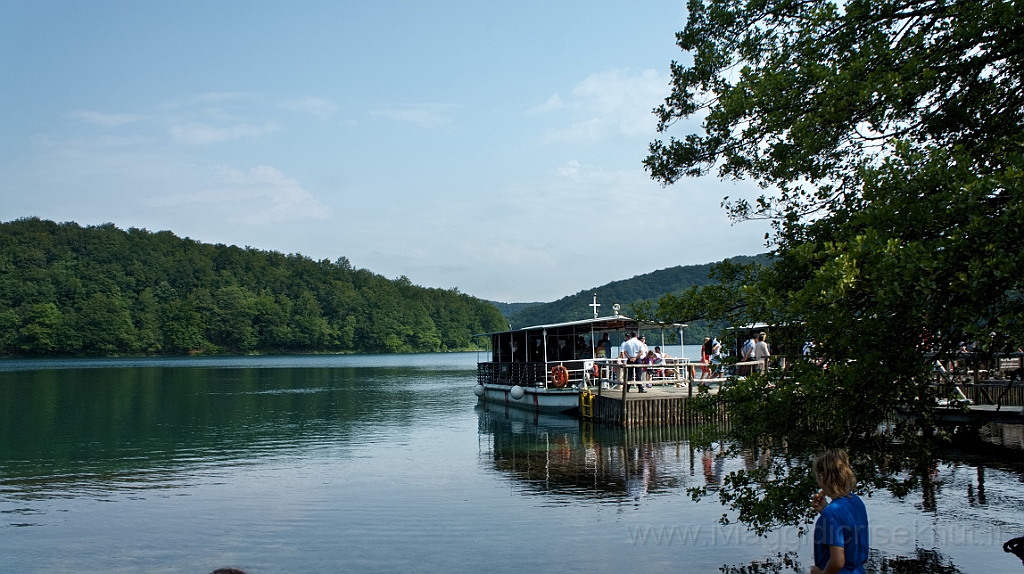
[551,365,569,388]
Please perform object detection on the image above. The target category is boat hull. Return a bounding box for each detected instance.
[478,383,580,415]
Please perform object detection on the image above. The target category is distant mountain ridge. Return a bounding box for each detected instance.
[485,301,543,320]
[503,255,767,329]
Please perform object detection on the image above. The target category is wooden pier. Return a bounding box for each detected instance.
[930,355,1024,424]
[584,384,728,427]
[932,382,1024,425]
[931,404,1024,425]
[580,378,1024,428]
[574,355,1024,427]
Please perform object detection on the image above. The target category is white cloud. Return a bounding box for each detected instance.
[0,131,335,254]
[67,111,148,127]
[532,68,669,142]
[167,121,276,145]
[190,91,255,103]
[553,118,604,143]
[155,92,256,112]
[461,241,559,270]
[556,159,604,179]
[434,159,771,301]
[65,93,283,146]
[370,104,454,127]
[153,165,332,224]
[524,94,564,116]
[280,96,337,118]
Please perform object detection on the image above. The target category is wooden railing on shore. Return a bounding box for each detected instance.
[932,355,1024,410]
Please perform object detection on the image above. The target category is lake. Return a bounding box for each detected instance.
[1,353,1022,573]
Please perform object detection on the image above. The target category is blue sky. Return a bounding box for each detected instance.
[0,1,769,302]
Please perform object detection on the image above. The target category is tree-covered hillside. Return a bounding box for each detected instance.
[0,218,506,356]
[485,301,543,321]
[506,255,766,330]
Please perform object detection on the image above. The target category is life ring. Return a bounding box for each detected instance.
[551,365,569,388]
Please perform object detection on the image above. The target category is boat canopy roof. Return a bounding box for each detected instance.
[477,315,686,337]
[727,321,803,330]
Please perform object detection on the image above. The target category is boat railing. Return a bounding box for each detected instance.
[477,361,547,387]
[478,356,775,389]
[591,357,697,386]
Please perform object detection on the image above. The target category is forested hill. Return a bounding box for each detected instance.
[485,301,543,320]
[505,255,767,328]
[0,218,506,356]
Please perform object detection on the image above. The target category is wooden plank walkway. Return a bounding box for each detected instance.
[932,404,1024,425]
[583,381,1024,427]
[580,365,1024,426]
[587,384,727,427]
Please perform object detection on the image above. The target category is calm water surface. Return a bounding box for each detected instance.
[1,353,1022,573]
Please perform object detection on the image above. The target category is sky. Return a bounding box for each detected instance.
[0,0,770,303]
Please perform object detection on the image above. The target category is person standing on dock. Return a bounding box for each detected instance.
[754,332,770,372]
[619,332,646,393]
[639,336,650,383]
[700,337,712,379]
[711,337,723,377]
[740,334,757,376]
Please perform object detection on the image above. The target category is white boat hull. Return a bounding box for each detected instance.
[478,383,580,414]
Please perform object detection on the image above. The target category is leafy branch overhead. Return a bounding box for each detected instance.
[645,0,1024,534]
[647,0,1024,223]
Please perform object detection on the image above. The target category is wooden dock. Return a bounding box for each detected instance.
[584,384,728,427]
[580,379,1024,427]
[576,354,1024,427]
[932,404,1024,425]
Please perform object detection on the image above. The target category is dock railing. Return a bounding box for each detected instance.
[479,356,777,391]
[931,355,1024,410]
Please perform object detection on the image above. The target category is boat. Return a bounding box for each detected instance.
[474,308,687,414]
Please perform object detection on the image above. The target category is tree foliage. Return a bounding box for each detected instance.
[647,0,1024,223]
[0,218,506,356]
[646,0,1024,534]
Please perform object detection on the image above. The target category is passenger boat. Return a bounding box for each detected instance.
[474,311,687,414]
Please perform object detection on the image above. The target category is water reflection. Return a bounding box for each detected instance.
[0,362,469,499]
[718,548,968,574]
[867,548,966,574]
[475,404,733,503]
[475,405,1024,573]
[980,422,1024,451]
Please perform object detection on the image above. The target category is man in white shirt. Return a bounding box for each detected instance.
[618,332,646,393]
[754,332,770,372]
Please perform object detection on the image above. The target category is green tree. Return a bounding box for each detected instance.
[75,292,138,353]
[134,288,164,353]
[211,286,257,351]
[162,298,208,353]
[290,290,333,349]
[252,292,293,349]
[646,0,1024,534]
[18,303,64,353]
[0,309,18,351]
